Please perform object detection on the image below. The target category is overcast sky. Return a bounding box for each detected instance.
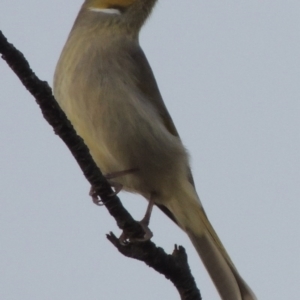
[1,1,300,299]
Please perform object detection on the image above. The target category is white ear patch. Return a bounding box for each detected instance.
[89,7,121,15]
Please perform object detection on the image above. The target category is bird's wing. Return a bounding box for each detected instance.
[129,45,180,138]
[129,46,195,187]
[129,45,195,191]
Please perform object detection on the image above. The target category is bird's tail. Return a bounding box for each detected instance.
[164,180,256,300]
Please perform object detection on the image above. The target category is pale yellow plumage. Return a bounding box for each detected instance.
[53,1,256,299]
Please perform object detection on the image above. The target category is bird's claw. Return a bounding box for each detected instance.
[89,187,104,206]
[119,221,153,245]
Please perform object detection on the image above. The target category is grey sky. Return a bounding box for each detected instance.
[1,1,299,299]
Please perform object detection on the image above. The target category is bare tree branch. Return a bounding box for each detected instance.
[0,30,201,300]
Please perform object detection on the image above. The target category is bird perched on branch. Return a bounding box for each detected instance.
[54,1,256,299]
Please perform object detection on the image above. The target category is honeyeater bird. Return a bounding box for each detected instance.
[53,1,256,299]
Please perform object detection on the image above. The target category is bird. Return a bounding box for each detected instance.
[53,1,256,299]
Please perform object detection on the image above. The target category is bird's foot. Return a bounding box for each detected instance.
[119,196,155,244]
[89,182,124,205]
[89,186,104,206]
[89,167,138,205]
[119,219,153,245]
